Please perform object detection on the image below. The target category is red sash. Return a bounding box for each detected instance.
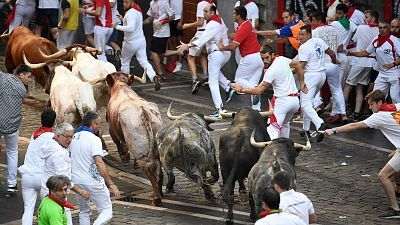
[33,127,53,140]
[347,6,356,18]
[47,194,76,209]
[207,14,221,24]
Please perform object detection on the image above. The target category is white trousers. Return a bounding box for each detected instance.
[1,130,19,187]
[267,96,299,140]
[75,183,113,225]
[234,52,264,109]
[121,38,156,81]
[9,4,35,32]
[21,173,41,225]
[338,53,351,87]
[39,189,73,225]
[326,62,346,115]
[373,74,400,103]
[57,30,77,49]
[94,26,113,62]
[301,71,326,131]
[208,51,231,109]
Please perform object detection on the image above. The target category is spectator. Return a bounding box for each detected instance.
[391,18,400,37]
[37,175,76,225]
[18,109,56,225]
[35,0,59,40]
[82,0,95,47]
[255,187,306,225]
[57,0,79,49]
[340,0,365,26]
[108,0,122,65]
[40,123,90,224]
[9,0,35,32]
[273,171,317,224]
[0,64,32,194]
[167,0,183,73]
[71,111,120,225]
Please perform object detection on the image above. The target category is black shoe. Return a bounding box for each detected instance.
[7,185,17,193]
[317,123,327,142]
[192,80,201,94]
[379,208,400,219]
[225,88,235,102]
[201,78,208,87]
[252,94,260,105]
[153,76,161,91]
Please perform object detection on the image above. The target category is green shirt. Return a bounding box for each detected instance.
[37,196,68,225]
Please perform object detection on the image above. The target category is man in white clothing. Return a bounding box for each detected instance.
[255,188,306,225]
[273,171,317,224]
[9,0,35,32]
[231,45,307,140]
[113,0,162,91]
[71,111,120,225]
[178,4,231,117]
[82,0,95,46]
[19,109,56,225]
[341,0,365,26]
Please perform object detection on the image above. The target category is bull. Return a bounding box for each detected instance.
[92,72,163,206]
[248,130,311,221]
[218,107,273,225]
[23,54,97,128]
[156,102,220,200]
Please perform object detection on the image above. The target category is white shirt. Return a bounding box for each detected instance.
[116,8,145,43]
[312,25,341,63]
[147,0,174,38]
[16,0,35,6]
[330,20,357,49]
[38,0,58,9]
[18,132,54,176]
[350,9,365,26]
[279,190,315,224]
[350,25,379,67]
[298,38,329,72]
[234,1,259,30]
[71,131,105,185]
[263,56,298,97]
[170,0,183,20]
[255,212,306,225]
[366,35,400,77]
[192,18,229,54]
[109,0,120,24]
[196,1,211,31]
[363,104,400,148]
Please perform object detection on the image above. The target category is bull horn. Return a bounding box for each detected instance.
[38,47,68,60]
[62,60,74,66]
[166,101,180,120]
[85,75,108,85]
[23,52,46,69]
[0,28,9,39]
[219,111,235,118]
[259,99,274,117]
[250,129,271,149]
[84,46,101,55]
[203,115,222,122]
[133,69,147,84]
[293,131,311,151]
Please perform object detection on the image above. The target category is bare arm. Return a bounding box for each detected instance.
[324,121,368,136]
[309,213,317,224]
[95,156,120,197]
[231,81,270,95]
[325,48,339,64]
[59,8,70,29]
[290,60,308,93]
[71,185,90,200]
[182,17,204,30]
[218,41,239,51]
[83,6,102,17]
[348,50,370,57]
[256,29,278,36]
[337,44,343,54]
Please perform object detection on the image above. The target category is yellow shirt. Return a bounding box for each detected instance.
[59,0,79,30]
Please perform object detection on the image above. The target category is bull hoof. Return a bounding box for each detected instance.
[152,198,162,206]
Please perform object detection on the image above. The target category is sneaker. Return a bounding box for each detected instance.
[201,78,208,87]
[7,185,17,193]
[153,76,161,91]
[252,95,260,105]
[341,115,349,124]
[173,62,182,73]
[225,88,235,102]
[316,123,327,142]
[191,80,201,94]
[379,208,400,219]
[209,108,226,117]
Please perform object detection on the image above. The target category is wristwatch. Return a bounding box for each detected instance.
[332,127,337,134]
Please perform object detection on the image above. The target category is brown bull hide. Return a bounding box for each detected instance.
[5,27,59,87]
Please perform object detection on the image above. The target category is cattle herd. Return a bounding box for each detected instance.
[3,26,313,224]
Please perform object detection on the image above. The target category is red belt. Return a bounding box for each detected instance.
[275,93,299,98]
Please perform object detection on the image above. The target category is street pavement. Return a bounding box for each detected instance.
[1,59,400,225]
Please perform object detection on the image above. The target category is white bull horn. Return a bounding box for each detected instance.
[85,75,108,85]
[259,99,274,117]
[23,52,46,69]
[133,69,147,84]
[0,28,9,39]
[62,60,74,66]
[250,129,271,149]
[166,101,180,120]
[219,111,235,118]
[203,115,222,122]
[38,47,68,60]
[293,131,311,151]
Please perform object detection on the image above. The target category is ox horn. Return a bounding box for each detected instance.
[133,69,147,84]
[0,28,9,39]
[250,129,271,149]
[166,101,180,120]
[293,130,311,151]
[219,111,235,118]
[23,52,47,69]
[38,47,68,60]
[259,99,274,117]
[203,115,222,122]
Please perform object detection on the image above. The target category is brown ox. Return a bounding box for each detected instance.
[4,26,66,88]
[93,72,163,206]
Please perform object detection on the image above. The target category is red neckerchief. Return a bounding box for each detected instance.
[47,194,76,209]
[380,103,398,112]
[312,23,325,30]
[347,6,356,18]
[207,14,221,24]
[374,34,392,48]
[245,0,253,4]
[368,23,378,27]
[326,0,336,7]
[259,209,282,218]
[33,127,52,140]
[131,3,142,12]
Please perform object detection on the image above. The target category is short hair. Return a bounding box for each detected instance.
[311,11,326,24]
[336,3,348,14]
[54,123,74,135]
[234,5,247,20]
[15,64,32,75]
[365,9,379,21]
[300,24,312,35]
[273,171,291,191]
[41,108,56,128]
[82,111,100,127]
[343,0,355,6]
[365,90,386,103]
[261,187,280,210]
[260,44,275,55]
[379,20,390,26]
[210,4,217,13]
[305,9,315,18]
[46,175,70,193]
[283,8,295,17]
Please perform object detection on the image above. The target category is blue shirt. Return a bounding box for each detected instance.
[278,20,301,38]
